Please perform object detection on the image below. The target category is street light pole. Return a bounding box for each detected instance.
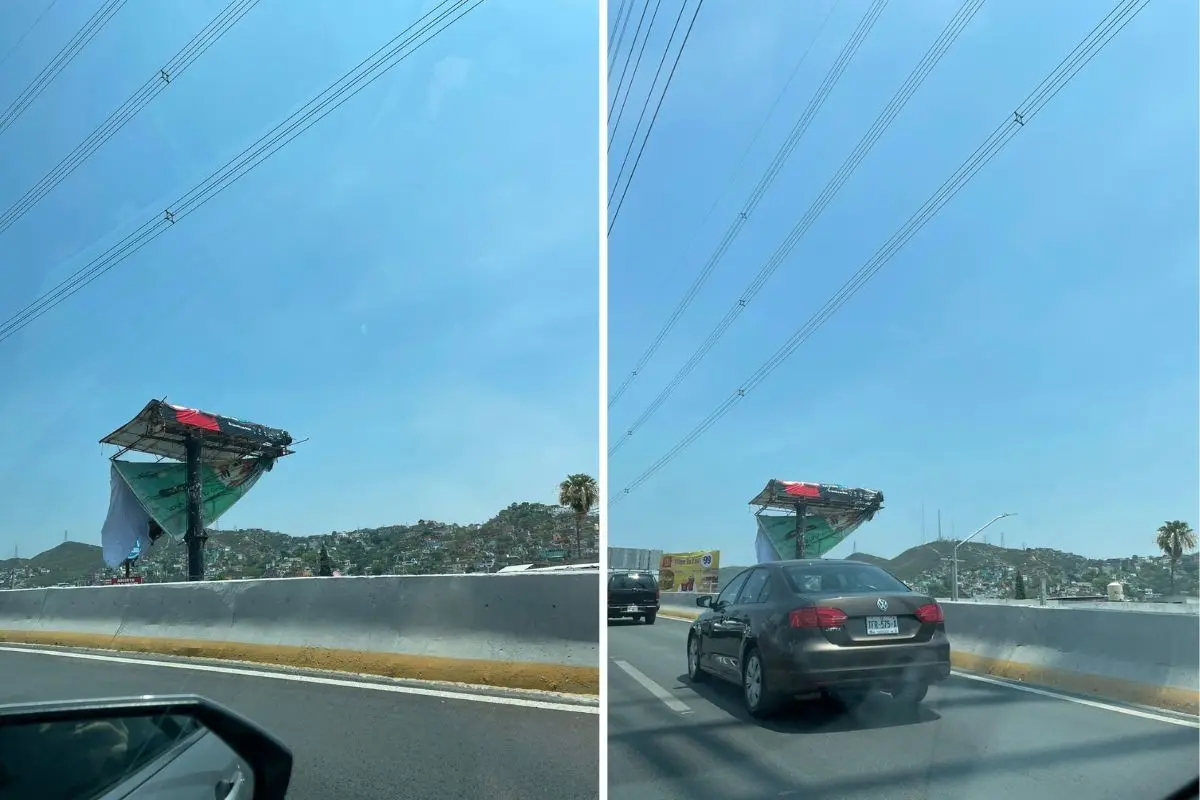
[951,512,1016,601]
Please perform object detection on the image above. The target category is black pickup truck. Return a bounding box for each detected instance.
[607,570,660,624]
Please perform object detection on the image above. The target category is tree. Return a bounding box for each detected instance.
[558,473,598,560]
[1014,571,1026,600]
[1155,521,1196,595]
[318,544,334,577]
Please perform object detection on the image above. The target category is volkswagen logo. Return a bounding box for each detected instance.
[876,598,888,611]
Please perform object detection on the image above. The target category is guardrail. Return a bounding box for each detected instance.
[0,572,600,696]
[655,591,1199,714]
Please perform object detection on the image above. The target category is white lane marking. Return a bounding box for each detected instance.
[654,614,1198,728]
[949,670,1199,729]
[613,659,691,714]
[0,645,598,715]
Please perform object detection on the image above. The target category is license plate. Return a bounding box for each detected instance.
[626,605,639,613]
[866,615,899,635]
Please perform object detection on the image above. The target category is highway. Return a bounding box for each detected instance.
[0,644,599,799]
[608,615,1199,800]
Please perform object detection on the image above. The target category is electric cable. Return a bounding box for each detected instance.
[611,0,1149,504]
[0,0,486,345]
[608,0,886,407]
[0,0,128,138]
[608,0,703,216]
[609,0,983,456]
[0,0,263,239]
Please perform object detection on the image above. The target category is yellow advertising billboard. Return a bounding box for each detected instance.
[658,550,720,593]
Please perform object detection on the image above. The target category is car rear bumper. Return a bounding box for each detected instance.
[769,642,952,694]
[607,603,659,617]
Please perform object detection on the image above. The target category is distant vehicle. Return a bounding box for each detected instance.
[685,559,951,718]
[608,570,660,624]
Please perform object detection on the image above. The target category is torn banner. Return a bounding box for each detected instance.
[754,511,875,563]
[99,458,271,568]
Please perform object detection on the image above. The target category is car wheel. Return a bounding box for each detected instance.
[644,611,657,625]
[686,633,707,682]
[741,647,782,718]
[891,683,928,706]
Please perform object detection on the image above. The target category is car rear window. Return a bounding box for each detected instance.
[783,563,910,595]
[610,573,657,591]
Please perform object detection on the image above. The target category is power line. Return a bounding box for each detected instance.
[0,0,62,73]
[611,0,1149,505]
[608,0,664,124]
[609,0,634,58]
[609,0,980,456]
[608,0,887,409]
[609,0,648,78]
[610,0,694,153]
[0,0,263,240]
[0,0,485,345]
[610,0,839,400]
[608,0,703,229]
[0,0,128,138]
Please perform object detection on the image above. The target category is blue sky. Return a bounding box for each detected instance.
[0,0,598,559]
[607,0,1198,564]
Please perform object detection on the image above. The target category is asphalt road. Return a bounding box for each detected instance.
[609,616,1199,800]
[0,645,598,799]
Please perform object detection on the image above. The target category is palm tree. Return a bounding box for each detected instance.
[1155,520,1196,595]
[558,473,598,560]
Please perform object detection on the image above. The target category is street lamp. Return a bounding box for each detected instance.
[951,512,1016,602]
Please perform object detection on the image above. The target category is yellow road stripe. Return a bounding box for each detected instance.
[0,630,599,696]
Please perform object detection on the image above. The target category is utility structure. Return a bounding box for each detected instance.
[749,479,884,560]
[951,512,1017,601]
[101,399,294,581]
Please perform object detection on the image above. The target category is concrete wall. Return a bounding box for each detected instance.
[0,573,600,693]
[657,592,1199,713]
[935,596,1199,615]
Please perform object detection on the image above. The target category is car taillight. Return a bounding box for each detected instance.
[789,606,847,629]
[915,603,944,624]
[656,587,661,600]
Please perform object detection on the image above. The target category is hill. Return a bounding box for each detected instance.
[0,501,599,588]
[713,541,1198,600]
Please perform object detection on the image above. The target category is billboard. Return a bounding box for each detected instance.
[608,547,663,572]
[659,551,720,593]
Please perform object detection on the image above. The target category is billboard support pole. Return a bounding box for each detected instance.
[793,502,807,559]
[184,436,206,581]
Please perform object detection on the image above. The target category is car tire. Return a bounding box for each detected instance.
[686,633,707,683]
[741,647,782,719]
[891,683,928,706]
[644,611,657,625]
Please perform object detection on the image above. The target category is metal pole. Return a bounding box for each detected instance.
[951,512,1016,602]
[793,502,807,559]
[184,436,205,581]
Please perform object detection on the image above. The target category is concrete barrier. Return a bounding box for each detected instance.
[0,573,599,696]
[655,592,1199,714]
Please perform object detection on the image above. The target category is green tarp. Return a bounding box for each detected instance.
[755,512,872,562]
[113,457,271,541]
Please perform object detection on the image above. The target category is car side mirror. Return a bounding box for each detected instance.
[695,595,713,608]
[0,694,292,800]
